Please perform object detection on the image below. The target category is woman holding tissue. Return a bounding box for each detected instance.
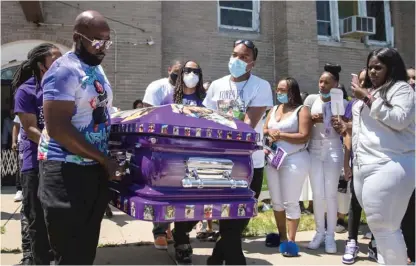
[351,48,415,265]
[304,64,348,253]
[263,77,312,257]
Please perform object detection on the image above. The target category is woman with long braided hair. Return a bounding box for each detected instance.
[160,60,206,264]
[161,60,205,107]
[13,43,61,265]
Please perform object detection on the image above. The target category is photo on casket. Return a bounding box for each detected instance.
[116,196,121,209]
[170,104,237,129]
[238,204,247,217]
[253,202,258,216]
[204,205,213,219]
[236,132,242,140]
[161,125,168,134]
[221,204,230,218]
[123,199,129,213]
[138,124,144,132]
[184,127,191,136]
[120,107,158,122]
[246,133,252,141]
[173,126,179,135]
[195,128,202,137]
[130,201,136,217]
[185,205,195,219]
[227,131,233,139]
[206,128,212,137]
[148,123,155,133]
[217,130,223,138]
[143,205,154,221]
[165,206,176,220]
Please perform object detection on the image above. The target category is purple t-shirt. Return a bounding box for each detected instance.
[14,77,44,172]
[161,92,204,106]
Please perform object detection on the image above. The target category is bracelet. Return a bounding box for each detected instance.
[363,94,372,105]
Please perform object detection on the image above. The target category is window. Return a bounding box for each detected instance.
[316,0,392,45]
[316,1,332,36]
[367,1,386,41]
[218,1,260,32]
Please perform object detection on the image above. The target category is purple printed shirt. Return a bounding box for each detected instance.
[14,77,44,172]
[161,92,204,107]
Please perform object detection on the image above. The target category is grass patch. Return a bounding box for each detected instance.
[1,226,5,234]
[243,201,368,237]
[97,241,153,248]
[243,210,316,237]
[1,248,21,254]
[97,242,123,248]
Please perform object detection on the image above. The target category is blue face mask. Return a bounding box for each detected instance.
[228,57,249,78]
[319,91,331,99]
[276,93,288,104]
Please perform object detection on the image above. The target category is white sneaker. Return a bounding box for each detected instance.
[14,190,23,202]
[342,239,359,264]
[325,234,337,254]
[308,232,325,249]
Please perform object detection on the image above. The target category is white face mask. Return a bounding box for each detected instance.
[183,73,199,88]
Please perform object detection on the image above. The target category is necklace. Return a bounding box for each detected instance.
[228,75,250,101]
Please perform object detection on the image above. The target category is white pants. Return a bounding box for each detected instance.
[265,150,310,219]
[337,190,351,215]
[354,157,415,265]
[309,140,343,236]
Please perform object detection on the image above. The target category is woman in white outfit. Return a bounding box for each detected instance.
[264,78,311,257]
[304,64,348,253]
[351,48,415,265]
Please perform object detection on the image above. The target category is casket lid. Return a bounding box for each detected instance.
[110,104,259,143]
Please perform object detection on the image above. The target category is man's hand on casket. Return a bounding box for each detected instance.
[105,158,125,181]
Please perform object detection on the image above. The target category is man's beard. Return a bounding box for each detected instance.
[75,41,105,66]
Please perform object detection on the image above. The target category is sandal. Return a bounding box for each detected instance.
[197,230,215,241]
[265,233,280,247]
[280,241,299,257]
[208,232,220,242]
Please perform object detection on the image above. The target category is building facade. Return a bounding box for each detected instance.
[1,1,415,110]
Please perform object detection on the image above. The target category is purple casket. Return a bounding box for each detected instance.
[108,104,260,222]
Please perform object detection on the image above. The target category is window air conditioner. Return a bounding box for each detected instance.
[339,16,376,38]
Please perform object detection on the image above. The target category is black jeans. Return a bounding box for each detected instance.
[39,161,109,265]
[209,167,264,265]
[402,189,415,262]
[348,177,375,242]
[21,168,51,264]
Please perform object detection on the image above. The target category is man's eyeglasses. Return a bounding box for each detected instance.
[234,39,258,59]
[75,32,113,50]
[183,67,201,75]
[234,39,255,49]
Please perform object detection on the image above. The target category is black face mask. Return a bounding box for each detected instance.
[169,73,178,85]
[75,40,104,66]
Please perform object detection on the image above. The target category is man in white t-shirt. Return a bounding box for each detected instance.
[203,39,273,265]
[143,60,182,250]
[143,60,182,107]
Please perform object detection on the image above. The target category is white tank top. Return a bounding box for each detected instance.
[267,105,307,154]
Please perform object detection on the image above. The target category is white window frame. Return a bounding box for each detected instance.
[317,0,392,46]
[217,0,260,32]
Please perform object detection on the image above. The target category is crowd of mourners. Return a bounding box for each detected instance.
[6,9,415,266]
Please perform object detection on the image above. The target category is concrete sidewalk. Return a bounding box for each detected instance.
[1,186,376,265]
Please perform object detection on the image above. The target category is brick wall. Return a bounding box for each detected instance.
[2,1,414,109]
[161,1,275,88]
[1,1,163,110]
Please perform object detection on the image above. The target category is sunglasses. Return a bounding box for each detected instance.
[183,67,201,75]
[234,39,255,49]
[75,32,113,50]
